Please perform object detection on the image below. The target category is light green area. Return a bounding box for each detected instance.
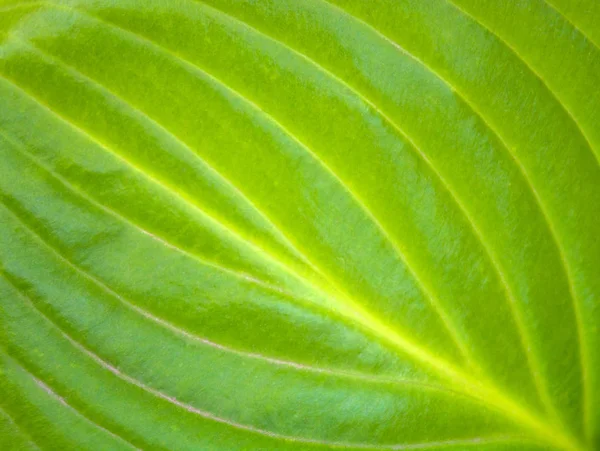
[0,0,598,449]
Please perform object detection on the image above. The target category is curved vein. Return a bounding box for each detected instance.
[0,76,310,302]
[186,0,556,422]
[189,0,565,418]
[0,348,139,450]
[18,1,479,397]
[187,0,490,370]
[385,436,543,450]
[15,36,333,297]
[0,274,552,450]
[0,135,582,451]
[440,0,593,430]
[0,2,589,449]
[442,0,599,164]
[56,2,477,371]
[0,403,42,450]
[540,0,600,53]
[0,179,465,398]
[0,129,373,350]
[7,38,322,281]
[316,0,587,432]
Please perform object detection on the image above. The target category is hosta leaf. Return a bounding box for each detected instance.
[0,0,598,449]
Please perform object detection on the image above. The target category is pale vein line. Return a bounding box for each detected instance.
[4,0,592,403]
[0,350,140,450]
[0,129,371,357]
[32,377,141,450]
[173,5,586,440]
[0,75,378,374]
[189,0,553,427]
[315,0,587,435]
[0,73,324,299]
[13,1,480,398]
[189,0,567,414]
[186,0,484,370]
[540,0,600,52]
[0,176,464,398]
[0,403,42,450]
[0,81,311,304]
[0,3,588,449]
[16,36,332,299]
[7,37,323,280]
[5,22,363,315]
[83,6,592,436]
[6,1,481,410]
[441,0,592,435]
[0,137,583,451]
[56,3,477,371]
[443,0,599,164]
[1,274,546,451]
[194,0,590,443]
[1,5,346,297]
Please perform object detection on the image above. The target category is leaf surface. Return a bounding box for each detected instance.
[0,1,598,450]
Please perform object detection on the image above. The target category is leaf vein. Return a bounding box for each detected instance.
[441,0,592,434]
[0,136,563,450]
[59,2,481,373]
[0,77,306,301]
[316,0,588,438]
[191,0,559,426]
[0,168,468,397]
[0,403,43,451]
[0,348,140,450]
[540,0,600,52]
[0,273,550,450]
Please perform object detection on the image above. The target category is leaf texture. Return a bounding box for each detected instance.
[0,0,598,450]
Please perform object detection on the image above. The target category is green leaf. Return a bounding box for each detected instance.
[0,0,598,449]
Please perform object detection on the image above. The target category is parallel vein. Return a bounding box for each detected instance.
[51,1,477,370]
[442,0,593,433]
[0,98,584,451]
[0,76,318,302]
[0,271,555,450]
[189,0,556,420]
[0,125,363,344]
[0,402,42,450]
[0,2,594,450]
[540,0,600,52]
[0,347,139,450]
[443,0,599,164]
[0,143,486,399]
[316,0,588,435]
